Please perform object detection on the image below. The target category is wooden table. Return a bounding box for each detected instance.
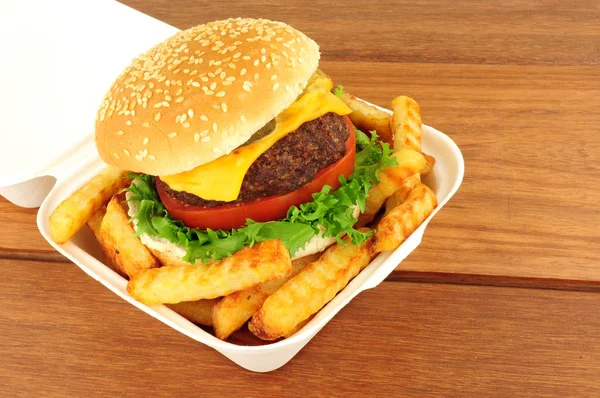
[1,0,599,396]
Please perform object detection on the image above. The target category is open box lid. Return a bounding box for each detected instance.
[0,0,179,207]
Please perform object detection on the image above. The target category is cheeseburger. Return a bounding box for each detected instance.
[95,18,394,264]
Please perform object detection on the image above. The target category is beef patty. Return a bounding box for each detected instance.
[158,112,350,207]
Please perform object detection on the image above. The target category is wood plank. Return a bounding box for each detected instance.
[121,0,600,66]
[0,196,64,261]
[1,258,599,396]
[322,62,600,282]
[6,62,599,286]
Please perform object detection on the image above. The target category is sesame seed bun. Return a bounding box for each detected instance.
[95,18,320,176]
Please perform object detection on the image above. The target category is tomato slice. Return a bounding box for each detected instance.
[157,116,356,230]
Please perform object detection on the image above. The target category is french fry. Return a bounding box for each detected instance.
[374,183,438,252]
[421,153,436,177]
[391,96,422,152]
[100,197,160,278]
[86,206,122,275]
[127,239,292,305]
[248,234,374,341]
[167,299,219,326]
[340,92,393,145]
[357,148,427,227]
[212,253,318,340]
[49,167,130,244]
[86,206,106,241]
[283,317,311,338]
[384,174,421,215]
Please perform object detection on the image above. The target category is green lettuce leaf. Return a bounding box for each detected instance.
[125,129,396,264]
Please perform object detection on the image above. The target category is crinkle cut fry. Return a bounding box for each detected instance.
[374,183,438,252]
[248,233,374,341]
[357,148,426,227]
[391,95,422,152]
[100,197,159,278]
[212,253,318,340]
[49,166,130,244]
[126,239,292,305]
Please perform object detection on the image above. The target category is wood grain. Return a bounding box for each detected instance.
[121,0,600,66]
[6,60,600,285]
[1,258,599,397]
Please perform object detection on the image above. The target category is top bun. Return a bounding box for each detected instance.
[95,18,320,176]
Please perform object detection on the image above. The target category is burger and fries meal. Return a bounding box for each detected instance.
[48,18,438,342]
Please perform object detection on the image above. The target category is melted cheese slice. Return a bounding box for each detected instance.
[160,77,352,202]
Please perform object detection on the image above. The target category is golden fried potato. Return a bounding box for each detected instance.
[421,153,436,177]
[49,167,130,244]
[86,206,122,274]
[384,174,421,215]
[127,239,292,305]
[248,234,374,341]
[86,206,106,241]
[357,148,427,227]
[374,183,438,252]
[212,253,318,340]
[391,96,422,152]
[167,299,219,326]
[340,92,393,145]
[100,197,159,278]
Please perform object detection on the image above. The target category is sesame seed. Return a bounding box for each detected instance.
[165,95,172,101]
[271,74,278,81]
[223,81,232,86]
[191,81,201,87]
[143,122,150,127]
[261,48,266,54]
[181,114,188,123]
[266,62,272,69]
[242,56,251,60]
[200,76,209,82]
[285,85,291,93]
[116,130,124,136]
[253,59,260,66]
[200,130,209,137]
[273,82,280,91]
[168,132,178,138]
[212,123,218,132]
[194,133,200,143]
[183,122,190,128]
[200,114,208,121]
[254,73,259,82]
[206,90,214,95]
[143,137,149,145]
[154,113,161,121]
[175,97,184,103]
[188,109,194,118]
[202,136,211,142]
[148,155,156,160]
[124,149,130,157]
[220,72,226,79]
[243,85,251,92]
[153,103,162,109]
[113,152,120,159]
[126,120,133,126]
[240,114,247,123]
[221,103,228,112]
[210,82,217,90]
[261,55,267,62]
